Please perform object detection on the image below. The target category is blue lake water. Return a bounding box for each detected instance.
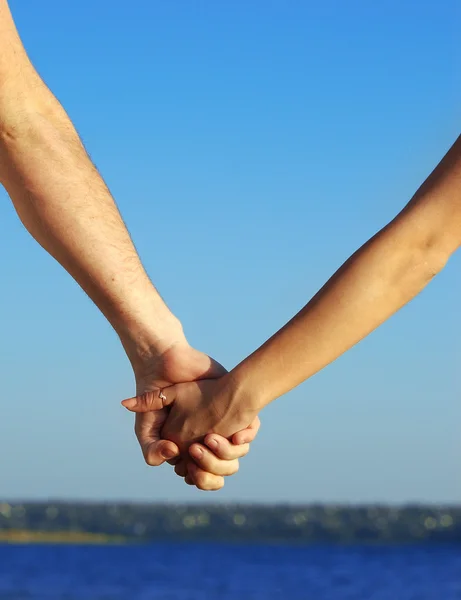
[0,543,459,599]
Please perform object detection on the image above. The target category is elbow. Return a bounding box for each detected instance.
[388,231,452,295]
[416,233,454,284]
[0,104,83,187]
[422,218,461,273]
[0,80,73,150]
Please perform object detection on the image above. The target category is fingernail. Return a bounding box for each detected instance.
[207,438,218,450]
[161,447,177,460]
[121,398,137,409]
[190,446,203,459]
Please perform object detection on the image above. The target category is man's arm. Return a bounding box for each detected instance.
[0,0,181,370]
[0,0,257,490]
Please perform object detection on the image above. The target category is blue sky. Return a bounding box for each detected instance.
[0,0,459,504]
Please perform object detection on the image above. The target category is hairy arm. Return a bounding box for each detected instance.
[0,2,258,489]
[0,0,182,367]
[228,135,461,411]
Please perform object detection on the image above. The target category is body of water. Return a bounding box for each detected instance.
[0,543,459,599]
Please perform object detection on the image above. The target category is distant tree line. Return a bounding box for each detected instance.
[0,502,459,544]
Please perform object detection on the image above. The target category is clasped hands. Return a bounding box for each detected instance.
[122,341,260,492]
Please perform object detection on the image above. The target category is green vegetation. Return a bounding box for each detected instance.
[0,502,459,544]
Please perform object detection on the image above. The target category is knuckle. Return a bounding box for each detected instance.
[231,444,249,459]
[240,444,250,457]
[191,448,212,469]
[194,473,208,490]
[227,448,241,460]
[217,444,233,460]
[213,478,225,491]
[195,472,214,491]
[140,391,154,409]
[198,452,215,470]
[229,460,240,475]
[235,434,247,446]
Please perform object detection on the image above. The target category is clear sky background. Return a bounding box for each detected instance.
[0,0,459,504]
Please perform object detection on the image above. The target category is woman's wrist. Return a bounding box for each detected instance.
[222,362,270,419]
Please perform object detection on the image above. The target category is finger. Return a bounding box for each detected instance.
[231,416,261,445]
[203,435,250,460]
[187,463,225,492]
[184,475,195,486]
[189,445,240,476]
[174,460,188,478]
[143,440,180,466]
[135,412,180,466]
[122,387,177,413]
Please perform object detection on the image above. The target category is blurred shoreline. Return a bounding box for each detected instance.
[0,529,126,545]
[0,502,459,545]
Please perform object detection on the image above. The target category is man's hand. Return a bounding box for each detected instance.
[130,340,259,491]
[0,0,259,491]
[123,374,260,490]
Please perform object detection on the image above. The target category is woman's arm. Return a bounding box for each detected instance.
[228,134,461,412]
[124,134,461,467]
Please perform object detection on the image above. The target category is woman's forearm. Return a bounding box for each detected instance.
[229,135,461,411]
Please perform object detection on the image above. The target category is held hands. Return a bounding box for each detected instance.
[126,341,259,491]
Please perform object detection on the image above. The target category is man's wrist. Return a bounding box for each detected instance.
[118,313,186,374]
[111,285,186,373]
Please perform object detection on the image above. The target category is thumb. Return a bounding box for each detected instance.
[231,416,261,445]
[202,355,227,380]
[135,412,180,466]
[143,439,180,466]
[122,386,177,413]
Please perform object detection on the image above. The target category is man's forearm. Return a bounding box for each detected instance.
[0,77,183,369]
[228,135,461,410]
